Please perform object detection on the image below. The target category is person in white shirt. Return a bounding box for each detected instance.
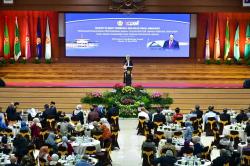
[138,107,149,121]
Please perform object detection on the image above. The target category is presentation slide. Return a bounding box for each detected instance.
[65,13,190,57]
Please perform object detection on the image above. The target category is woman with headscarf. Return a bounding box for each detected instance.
[45,133,57,153]
[27,108,38,121]
[74,122,84,136]
[49,154,61,166]
[39,146,52,164]
[19,121,29,132]
[72,104,84,124]
[30,118,41,138]
[184,121,193,142]
[99,118,112,148]
[57,136,74,155]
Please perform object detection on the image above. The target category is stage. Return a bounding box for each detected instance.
[0,62,249,88]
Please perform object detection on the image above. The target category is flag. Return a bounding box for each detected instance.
[14,17,21,61]
[224,18,230,60]
[36,17,42,59]
[244,23,250,60]
[25,18,31,60]
[234,24,240,61]
[205,22,210,60]
[45,17,51,60]
[3,17,10,59]
[214,18,220,60]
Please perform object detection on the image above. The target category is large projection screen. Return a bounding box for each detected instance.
[65,13,190,57]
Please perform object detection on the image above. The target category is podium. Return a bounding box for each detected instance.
[124,66,133,86]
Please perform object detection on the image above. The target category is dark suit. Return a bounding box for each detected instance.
[6,105,20,121]
[123,60,133,83]
[220,113,231,122]
[163,40,179,49]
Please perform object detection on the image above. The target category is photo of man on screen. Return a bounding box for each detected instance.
[163,34,180,49]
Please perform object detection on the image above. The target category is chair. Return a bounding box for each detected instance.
[27,144,35,157]
[229,130,240,149]
[105,140,112,163]
[201,146,210,160]
[19,130,31,141]
[46,116,56,130]
[111,126,120,149]
[92,131,103,141]
[197,117,203,126]
[137,116,146,135]
[175,116,183,126]
[154,131,165,146]
[4,128,13,138]
[205,117,217,136]
[241,150,250,166]
[190,116,199,130]
[192,130,201,137]
[40,128,49,141]
[219,119,230,134]
[85,146,97,155]
[58,146,68,157]
[223,162,230,166]
[111,115,119,128]
[173,131,182,138]
[153,120,163,132]
[70,116,79,126]
[142,147,154,166]
[39,158,46,166]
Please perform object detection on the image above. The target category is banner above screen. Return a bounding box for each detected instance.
[65,13,190,57]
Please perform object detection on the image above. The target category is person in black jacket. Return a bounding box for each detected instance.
[152,108,166,124]
[194,105,203,119]
[72,105,84,124]
[6,102,20,121]
[152,150,177,166]
[220,108,231,123]
[13,134,28,163]
[107,104,119,124]
[212,149,231,166]
[235,109,248,123]
[49,101,57,117]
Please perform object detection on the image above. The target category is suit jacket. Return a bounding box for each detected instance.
[163,40,179,49]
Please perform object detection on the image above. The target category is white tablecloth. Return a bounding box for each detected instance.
[157,124,184,138]
[175,157,211,166]
[72,138,101,155]
[222,124,247,141]
[58,155,98,166]
[0,154,11,166]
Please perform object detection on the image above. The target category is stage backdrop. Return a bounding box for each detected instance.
[0,11,59,60]
[197,13,250,61]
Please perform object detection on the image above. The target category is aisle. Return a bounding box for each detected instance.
[111,119,145,166]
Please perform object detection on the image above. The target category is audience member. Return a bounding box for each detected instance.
[178,141,194,157]
[72,104,84,124]
[20,155,35,166]
[49,101,57,117]
[30,118,41,138]
[152,150,177,166]
[172,107,183,123]
[13,134,28,163]
[87,108,100,123]
[193,105,203,119]
[107,104,119,124]
[6,102,20,121]
[6,155,18,166]
[19,121,29,132]
[152,108,166,124]
[0,116,7,130]
[59,117,74,137]
[192,136,204,156]
[203,106,219,124]
[138,107,149,121]
[58,136,74,155]
[100,118,112,147]
[184,121,193,142]
[212,149,231,166]
[161,138,177,157]
[141,134,156,155]
[235,109,248,123]
[45,133,57,153]
[39,146,51,163]
[220,108,231,123]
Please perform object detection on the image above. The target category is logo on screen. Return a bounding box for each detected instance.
[126,20,139,26]
[117,20,124,26]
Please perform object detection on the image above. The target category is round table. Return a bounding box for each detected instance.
[222,124,247,141]
[0,154,11,166]
[71,137,101,155]
[157,124,184,138]
[175,157,211,166]
[58,155,98,166]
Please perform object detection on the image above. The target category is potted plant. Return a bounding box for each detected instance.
[33,57,41,64]
[225,58,232,65]
[19,57,27,64]
[205,59,211,65]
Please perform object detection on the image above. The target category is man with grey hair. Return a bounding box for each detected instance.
[152,149,177,166]
[212,149,230,166]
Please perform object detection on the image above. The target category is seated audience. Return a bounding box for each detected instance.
[49,154,61,166]
[212,149,231,166]
[72,104,84,124]
[185,110,197,121]
[203,106,219,124]
[87,107,100,123]
[60,117,74,137]
[45,133,57,153]
[20,121,29,132]
[30,118,41,138]
[178,141,194,157]
[97,105,106,119]
[220,108,231,123]
[161,138,177,157]
[39,146,51,163]
[235,109,248,123]
[58,136,74,155]
[184,121,193,142]
[152,150,177,166]
[99,118,112,147]
[245,122,250,137]
[107,104,119,124]
[138,107,149,121]
[193,105,203,119]
[141,134,156,156]
[192,136,204,156]
[152,108,166,124]
[172,107,183,123]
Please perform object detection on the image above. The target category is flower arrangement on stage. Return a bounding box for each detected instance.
[81,84,173,118]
